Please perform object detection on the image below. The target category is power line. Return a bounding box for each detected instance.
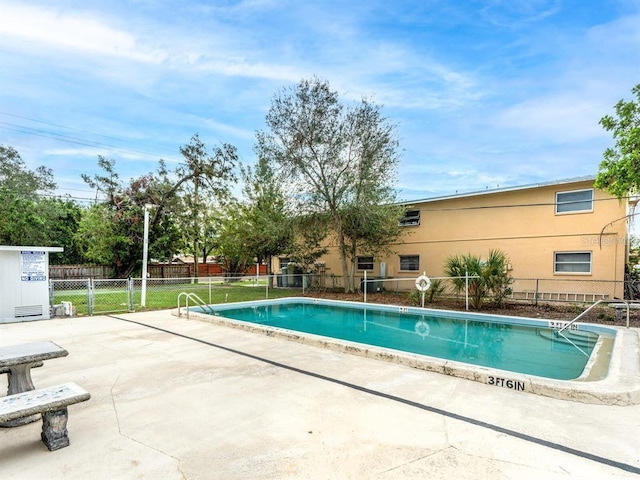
[0,122,183,163]
[0,111,182,158]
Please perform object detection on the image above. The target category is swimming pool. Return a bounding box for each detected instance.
[184,297,640,403]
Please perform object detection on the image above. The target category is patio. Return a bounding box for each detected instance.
[1,310,639,479]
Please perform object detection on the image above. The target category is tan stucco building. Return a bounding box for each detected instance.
[281,177,631,300]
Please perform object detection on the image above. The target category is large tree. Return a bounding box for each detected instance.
[80,156,182,276]
[595,83,640,198]
[176,134,237,277]
[80,135,237,278]
[256,78,404,292]
[79,158,171,275]
[239,157,293,277]
[213,206,254,275]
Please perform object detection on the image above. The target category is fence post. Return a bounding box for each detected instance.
[465,270,469,311]
[364,270,367,304]
[87,278,93,316]
[534,279,539,306]
[128,278,135,312]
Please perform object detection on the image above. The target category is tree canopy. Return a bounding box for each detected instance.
[255,77,404,292]
[238,156,293,273]
[1,78,407,285]
[79,157,180,276]
[595,83,640,198]
[175,134,237,276]
[79,134,237,278]
[0,144,82,259]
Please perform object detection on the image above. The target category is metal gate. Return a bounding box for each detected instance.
[50,278,133,316]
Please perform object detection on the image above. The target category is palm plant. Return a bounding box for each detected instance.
[444,249,513,309]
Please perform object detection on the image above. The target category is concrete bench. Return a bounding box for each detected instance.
[0,382,90,451]
[0,361,43,375]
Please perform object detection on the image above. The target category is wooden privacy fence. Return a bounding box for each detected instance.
[50,263,269,280]
[49,265,114,279]
[150,263,266,278]
[147,264,191,278]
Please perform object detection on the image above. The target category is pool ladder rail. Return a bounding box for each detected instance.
[177,292,215,319]
[558,299,636,334]
[552,299,637,356]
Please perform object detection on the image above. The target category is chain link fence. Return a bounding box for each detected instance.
[509,278,626,304]
[50,274,294,316]
[49,272,639,316]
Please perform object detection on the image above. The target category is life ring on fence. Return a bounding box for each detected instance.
[415,274,431,292]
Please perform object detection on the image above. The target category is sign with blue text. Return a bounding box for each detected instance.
[20,251,47,282]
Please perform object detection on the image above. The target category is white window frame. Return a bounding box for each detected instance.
[554,251,592,275]
[357,256,374,271]
[555,188,594,214]
[399,209,420,227]
[279,257,290,270]
[399,255,420,271]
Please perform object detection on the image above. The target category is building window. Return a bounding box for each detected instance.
[554,252,592,274]
[555,189,593,214]
[399,209,420,226]
[357,256,374,271]
[400,255,420,271]
[279,257,290,270]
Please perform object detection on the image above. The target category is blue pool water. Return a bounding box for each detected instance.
[197,299,612,380]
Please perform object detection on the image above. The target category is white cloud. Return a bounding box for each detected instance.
[494,95,608,143]
[2,1,637,203]
[0,3,165,63]
[0,1,303,84]
[478,0,562,28]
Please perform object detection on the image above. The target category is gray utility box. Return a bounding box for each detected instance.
[0,246,63,323]
[360,277,384,293]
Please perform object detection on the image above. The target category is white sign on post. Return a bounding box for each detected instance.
[20,251,47,282]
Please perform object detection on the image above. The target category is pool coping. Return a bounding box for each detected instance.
[177,297,640,405]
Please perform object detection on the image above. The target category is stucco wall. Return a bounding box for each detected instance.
[292,179,628,298]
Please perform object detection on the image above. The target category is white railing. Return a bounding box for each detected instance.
[177,292,214,319]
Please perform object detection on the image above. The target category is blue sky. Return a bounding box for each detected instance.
[1,0,638,203]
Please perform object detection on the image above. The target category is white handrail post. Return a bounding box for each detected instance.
[465,270,469,311]
[141,204,153,307]
[364,270,367,304]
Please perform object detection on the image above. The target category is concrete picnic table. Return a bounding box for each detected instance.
[0,341,69,426]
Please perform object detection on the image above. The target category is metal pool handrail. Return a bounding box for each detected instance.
[607,300,640,329]
[557,299,606,333]
[559,298,637,333]
[177,292,214,319]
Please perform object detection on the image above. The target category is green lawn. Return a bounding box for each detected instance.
[51,281,300,315]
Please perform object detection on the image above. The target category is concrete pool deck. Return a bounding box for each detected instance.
[0,310,639,479]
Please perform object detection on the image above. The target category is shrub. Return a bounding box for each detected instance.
[444,249,513,309]
[408,278,446,306]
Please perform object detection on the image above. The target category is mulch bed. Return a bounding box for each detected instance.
[301,291,640,328]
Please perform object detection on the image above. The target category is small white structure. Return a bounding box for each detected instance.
[0,246,63,323]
